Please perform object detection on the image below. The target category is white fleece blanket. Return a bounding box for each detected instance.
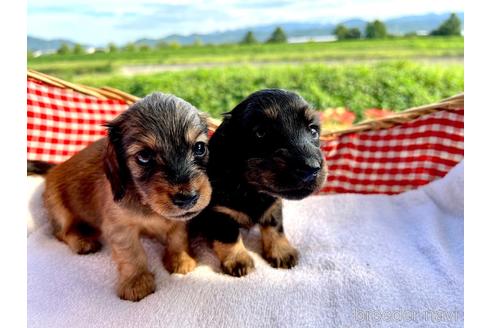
[27,161,464,328]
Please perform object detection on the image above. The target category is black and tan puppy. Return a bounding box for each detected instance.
[41,93,212,301]
[189,89,327,277]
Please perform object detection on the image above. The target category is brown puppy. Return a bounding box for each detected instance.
[190,89,327,277]
[42,93,211,301]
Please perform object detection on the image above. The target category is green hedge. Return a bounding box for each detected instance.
[75,61,464,121]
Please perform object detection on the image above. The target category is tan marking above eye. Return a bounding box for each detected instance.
[195,133,208,144]
[264,106,278,119]
[136,134,158,148]
[126,133,158,156]
[187,127,208,145]
[304,107,319,123]
[127,144,144,157]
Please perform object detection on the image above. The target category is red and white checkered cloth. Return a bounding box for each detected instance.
[27,78,128,163]
[27,77,464,195]
[319,108,464,195]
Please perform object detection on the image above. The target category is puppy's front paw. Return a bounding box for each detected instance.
[221,251,255,277]
[164,252,197,275]
[118,271,155,302]
[264,242,299,269]
[74,239,102,255]
[65,234,102,255]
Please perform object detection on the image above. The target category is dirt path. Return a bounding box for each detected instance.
[119,56,463,76]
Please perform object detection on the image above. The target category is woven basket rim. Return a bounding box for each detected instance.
[27,68,464,138]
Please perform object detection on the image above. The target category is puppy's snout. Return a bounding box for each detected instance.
[299,164,321,183]
[172,191,199,209]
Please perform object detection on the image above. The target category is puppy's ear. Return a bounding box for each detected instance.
[221,111,232,120]
[215,111,234,139]
[103,122,130,201]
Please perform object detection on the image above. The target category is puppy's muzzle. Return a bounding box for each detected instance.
[298,164,321,183]
[172,191,199,210]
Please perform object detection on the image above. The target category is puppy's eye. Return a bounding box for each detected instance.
[309,124,319,139]
[136,150,153,165]
[193,142,207,157]
[256,128,266,139]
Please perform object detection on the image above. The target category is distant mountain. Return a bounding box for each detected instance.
[27,36,82,52]
[135,12,463,46]
[385,12,464,34]
[135,22,338,46]
[28,11,463,51]
[340,19,367,30]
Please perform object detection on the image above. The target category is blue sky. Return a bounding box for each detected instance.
[28,0,464,46]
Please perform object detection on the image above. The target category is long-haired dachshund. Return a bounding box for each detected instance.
[40,93,212,301]
[189,89,327,277]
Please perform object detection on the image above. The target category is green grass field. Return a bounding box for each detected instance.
[28,37,464,122]
[75,61,464,120]
[29,36,464,78]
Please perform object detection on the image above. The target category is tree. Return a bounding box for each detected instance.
[346,28,361,39]
[168,41,181,49]
[430,13,461,36]
[57,43,70,55]
[266,27,287,43]
[156,41,168,49]
[73,43,85,54]
[241,31,258,44]
[334,24,349,40]
[365,20,387,39]
[108,42,118,53]
[192,37,203,46]
[124,42,136,52]
[139,44,150,52]
[334,25,361,40]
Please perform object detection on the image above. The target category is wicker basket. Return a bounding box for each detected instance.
[27,68,464,195]
[27,68,463,140]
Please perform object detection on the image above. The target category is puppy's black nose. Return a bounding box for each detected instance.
[299,164,321,183]
[172,192,199,209]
